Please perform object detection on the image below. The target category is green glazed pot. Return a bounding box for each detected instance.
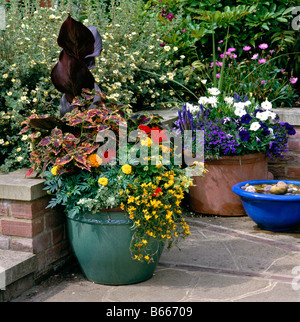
[66,210,163,285]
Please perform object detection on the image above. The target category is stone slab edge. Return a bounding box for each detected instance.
[272,108,300,126]
[0,169,47,201]
[0,249,36,288]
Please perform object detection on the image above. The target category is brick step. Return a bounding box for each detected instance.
[0,249,36,302]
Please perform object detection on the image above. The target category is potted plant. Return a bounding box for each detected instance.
[20,15,197,285]
[174,89,296,216]
[232,180,300,232]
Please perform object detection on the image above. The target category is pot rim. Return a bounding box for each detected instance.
[66,210,133,225]
[232,180,300,201]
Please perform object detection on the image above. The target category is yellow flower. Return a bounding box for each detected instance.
[98,177,108,186]
[141,137,152,147]
[51,166,59,176]
[144,255,150,261]
[121,164,132,175]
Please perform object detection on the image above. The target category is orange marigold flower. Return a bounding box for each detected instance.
[88,154,102,167]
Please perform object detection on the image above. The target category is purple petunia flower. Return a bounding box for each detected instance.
[241,114,253,124]
[239,129,251,142]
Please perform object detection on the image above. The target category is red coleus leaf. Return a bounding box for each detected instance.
[25,167,34,178]
[63,133,78,142]
[38,137,52,146]
[74,153,87,166]
[56,155,73,166]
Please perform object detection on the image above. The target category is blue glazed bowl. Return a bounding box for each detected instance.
[232,180,300,232]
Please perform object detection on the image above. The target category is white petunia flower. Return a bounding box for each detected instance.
[261,99,272,110]
[224,96,234,105]
[198,96,208,105]
[207,96,218,107]
[207,87,220,96]
[186,103,200,114]
[256,111,269,121]
[234,108,247,117]
[250,122,261,131]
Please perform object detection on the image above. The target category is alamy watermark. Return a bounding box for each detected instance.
[95,124,205,177]
[291,6,300,30]
[0,4,6,30]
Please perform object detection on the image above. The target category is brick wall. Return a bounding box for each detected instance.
[268,109,300,180]
[0,170,71,279]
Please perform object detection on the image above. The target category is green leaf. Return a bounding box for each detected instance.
[261,23,269,30]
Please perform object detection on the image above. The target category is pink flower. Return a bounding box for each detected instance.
[218,40,224,43]
[251,54,258,60]
[259,43,268,50]
[243,46,251,51]
[261,80,266,85]
[216,73,220,79]
[227,47,236,52]
[290,77,298,84]
[258,58,266,64]
[166,13,175,21]
[182,28,187,33]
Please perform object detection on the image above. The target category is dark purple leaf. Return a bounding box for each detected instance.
[84,26,102,69]
[51,50,95,103]
[57,15,95,61]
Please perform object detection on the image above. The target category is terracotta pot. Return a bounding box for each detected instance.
[189,153,270,216]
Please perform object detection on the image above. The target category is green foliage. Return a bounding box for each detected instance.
[0,0,184,173]
[143,0,299,103]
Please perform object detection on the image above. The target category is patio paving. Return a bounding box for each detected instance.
[11,215,300,303]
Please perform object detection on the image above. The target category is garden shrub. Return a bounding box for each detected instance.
[143,0,299,106]
[0,0,183,173]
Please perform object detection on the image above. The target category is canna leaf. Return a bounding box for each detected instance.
[57,15,95,61]
[84,26,103,69]
[51,50,95,104]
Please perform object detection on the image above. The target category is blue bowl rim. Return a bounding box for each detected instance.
[232,180,300,201]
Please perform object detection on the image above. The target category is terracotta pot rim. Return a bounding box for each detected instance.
[204,152,266,165]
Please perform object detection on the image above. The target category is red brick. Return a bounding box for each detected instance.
[52,225,65,245]
[1,218,44,238]
[45,209,65,230]
[0,235,10,250]
[11,197,50,220]
[271,152,300,164]
[288,140,300,152]
[287,167,300,179]
[33,232,52,253]
[268,165,286,179]
[292,127,300,139]
[11,238,33,252]
[0,200,10,216]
